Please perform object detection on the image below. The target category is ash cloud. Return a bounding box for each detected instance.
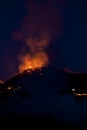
[13,0,64,71]
[0,0,71,80]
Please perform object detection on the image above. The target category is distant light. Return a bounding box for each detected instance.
[74,93,87,96]
[72,89,75,91]
[8,87,11,90]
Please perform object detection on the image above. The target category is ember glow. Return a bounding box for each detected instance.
[74,93,87,96]
[19,52,49,73]
[12,0,63,74]
[17,29,51,73]
[0,80,4,84]
[18,32,50,73]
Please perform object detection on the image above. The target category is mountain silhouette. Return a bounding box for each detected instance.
[0,66,87,129]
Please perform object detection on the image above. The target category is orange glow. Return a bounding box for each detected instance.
[63,68,87,74]
[18,31,50,73]
[19,52,49,73]
[0,80,4,84]
[74,93,87,96]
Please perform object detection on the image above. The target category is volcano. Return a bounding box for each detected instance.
[0,66,59,98]
[1,67,87,97]
[0,66,87,128]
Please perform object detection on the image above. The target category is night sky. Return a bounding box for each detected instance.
[0,0,26,80]
[0,0,87,81]
[0,0,87,128]
[60,0,87,71]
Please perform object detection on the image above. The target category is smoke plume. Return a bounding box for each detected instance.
[13,0,63,72]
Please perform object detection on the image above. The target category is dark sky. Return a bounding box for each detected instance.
[0,0,87,81]
[60,0,87,71]
[1,1,87,128]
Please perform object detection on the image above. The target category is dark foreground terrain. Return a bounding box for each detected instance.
[0,115,84,129]
[0,66,87,129]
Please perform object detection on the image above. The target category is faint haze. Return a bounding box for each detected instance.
[0,0,67,80]
[1,0,87,80]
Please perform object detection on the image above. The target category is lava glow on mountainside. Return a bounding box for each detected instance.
[12,0,63,74]
[19,52,49,73]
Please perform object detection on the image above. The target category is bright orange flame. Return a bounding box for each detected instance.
[19,52,49,73]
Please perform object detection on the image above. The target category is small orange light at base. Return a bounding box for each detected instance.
[0,80,4,84]
[74,93,87,96]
